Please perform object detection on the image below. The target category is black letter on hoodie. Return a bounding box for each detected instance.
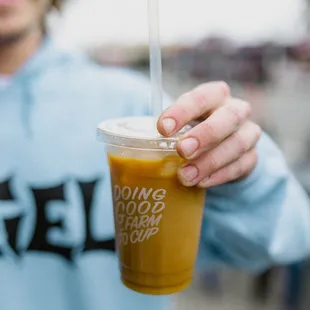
[28,184,73,262]
[0,178,23,256]
[78,180,115,253]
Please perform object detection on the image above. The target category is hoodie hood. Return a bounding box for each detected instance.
[14,37,69,83]
[3,38,71,135]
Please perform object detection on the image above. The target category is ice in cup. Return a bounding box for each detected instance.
[97,116,206,295]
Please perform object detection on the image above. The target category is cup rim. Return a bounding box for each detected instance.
[97,116,180,150]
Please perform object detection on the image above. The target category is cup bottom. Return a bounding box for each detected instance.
[121,267,193,295]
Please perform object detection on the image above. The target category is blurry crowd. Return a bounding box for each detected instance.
[89,36,310,84]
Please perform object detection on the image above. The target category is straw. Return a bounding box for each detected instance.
[148,0,163,120]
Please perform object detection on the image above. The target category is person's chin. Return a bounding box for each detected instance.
[0,25,28,44]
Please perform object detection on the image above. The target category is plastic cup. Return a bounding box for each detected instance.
[97,116,205,295]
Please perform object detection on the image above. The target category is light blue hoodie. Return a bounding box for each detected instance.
[0,39,309,310]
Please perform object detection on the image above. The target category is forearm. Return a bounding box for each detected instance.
[198,133,310,271]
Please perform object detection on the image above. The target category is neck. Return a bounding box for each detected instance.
[0,29,42,75]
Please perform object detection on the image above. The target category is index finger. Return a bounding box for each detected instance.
[157,81,230,137]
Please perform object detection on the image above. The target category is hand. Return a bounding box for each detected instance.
[157,82,262,188]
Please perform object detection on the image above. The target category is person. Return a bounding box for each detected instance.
[0,1,309,310]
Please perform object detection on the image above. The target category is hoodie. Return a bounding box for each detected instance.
[0,39,309,310]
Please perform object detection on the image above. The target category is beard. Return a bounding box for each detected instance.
[0,27,32,46]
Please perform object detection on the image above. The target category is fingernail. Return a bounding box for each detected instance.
[198,177,211,188]
[162,118,176,135]
[180,138,199,157]
[179,165,199,183]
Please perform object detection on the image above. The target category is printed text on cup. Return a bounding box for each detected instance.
[113,185,166,245]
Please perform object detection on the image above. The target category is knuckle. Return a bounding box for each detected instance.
[251,149,259,165]
[234,158,245,179]
[229,149,257,182]
[191,90,207,113]
[201,120,220,142]
[242,100,252,116]
[208,153,221,172]
[218,81,230,96]
[225,102,244,126]
[241,150,258,177]
[177,93,192,115]
[225,99,252,128]
[233,131,249,155]
[254,124,262,141]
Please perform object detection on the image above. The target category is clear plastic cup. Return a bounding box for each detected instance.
[97,116,205,295]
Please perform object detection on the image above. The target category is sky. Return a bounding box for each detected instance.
[50,0,307,48]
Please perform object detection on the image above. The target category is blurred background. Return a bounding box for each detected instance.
[49,0,310,309]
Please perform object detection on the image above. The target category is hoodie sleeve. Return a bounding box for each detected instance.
[197,133,310,272]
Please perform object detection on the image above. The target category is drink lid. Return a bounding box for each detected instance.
[97,116,191,150]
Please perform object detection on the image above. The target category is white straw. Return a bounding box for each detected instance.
[148,0,163,119]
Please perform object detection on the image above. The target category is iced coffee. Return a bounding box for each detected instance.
[97,116,205,295]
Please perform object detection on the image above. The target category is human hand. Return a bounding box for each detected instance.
[157,82,261,188]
